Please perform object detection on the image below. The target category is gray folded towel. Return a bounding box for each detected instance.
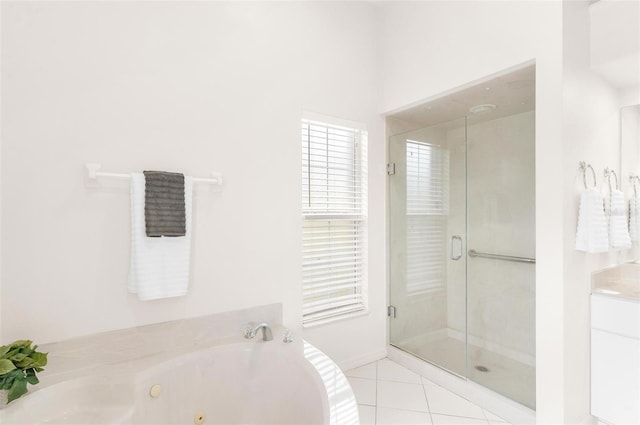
[143,170,186,237]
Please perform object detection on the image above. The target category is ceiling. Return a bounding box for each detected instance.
[388,64,536,129]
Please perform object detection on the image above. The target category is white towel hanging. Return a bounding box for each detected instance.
[629,177,640,242]
[629,196,640,241]
[575,188,609,253]
[128,173,193,300]
[609,189,632,249]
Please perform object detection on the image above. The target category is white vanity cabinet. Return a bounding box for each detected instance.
[591,294,640,425]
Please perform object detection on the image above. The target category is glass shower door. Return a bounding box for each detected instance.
[465,112,536,409]
[388,117,467,377]
[388,111,536,410]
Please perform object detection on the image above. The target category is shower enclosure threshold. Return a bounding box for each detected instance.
[390,342,466,379]
[388,345,536,425]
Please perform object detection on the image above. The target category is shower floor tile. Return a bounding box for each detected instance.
[344,359,513,425]
[399,333,535,410]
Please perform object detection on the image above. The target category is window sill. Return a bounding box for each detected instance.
[302,308,370,329]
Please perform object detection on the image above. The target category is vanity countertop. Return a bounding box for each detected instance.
[592,263,640,302]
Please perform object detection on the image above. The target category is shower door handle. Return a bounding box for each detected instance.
[450,235,463,260]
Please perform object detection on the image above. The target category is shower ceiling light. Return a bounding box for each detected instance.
[469,104,497,114]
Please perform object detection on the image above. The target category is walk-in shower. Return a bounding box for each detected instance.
[387,65,536,410]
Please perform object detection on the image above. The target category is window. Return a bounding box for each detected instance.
[405,140,448,296]
[301,113,368,325]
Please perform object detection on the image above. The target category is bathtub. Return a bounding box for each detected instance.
[1,337,358,425]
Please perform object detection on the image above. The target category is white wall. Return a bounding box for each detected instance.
[562,1,637,423]
[0,1,387,368]
[378,1,565,423]
[589,0,640,89]
[0,0,3,345]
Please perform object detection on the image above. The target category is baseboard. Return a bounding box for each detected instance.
[337,348,388,371]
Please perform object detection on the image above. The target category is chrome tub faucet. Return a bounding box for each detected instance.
[244,322,273,341]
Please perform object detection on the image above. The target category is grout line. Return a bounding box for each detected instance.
[482,408,491,424]
[376,370,424,383]
[345,375,377,381]
[378,378,426,385]
[430,412,492,423]
[432,410,493,422]
[421,377,434,425]
[481,408,509,424]
[376,405,432,415]
[377,359,492,423]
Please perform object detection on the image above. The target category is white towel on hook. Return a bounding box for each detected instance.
[609,189,631,249]
[128,173,193,300]
[630,195,640,242]
[575,188,609,253]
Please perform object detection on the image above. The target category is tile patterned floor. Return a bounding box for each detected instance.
[344,359,513,425]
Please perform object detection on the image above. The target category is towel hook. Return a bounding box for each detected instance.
[579,161,597,189]
[604,167,619,191]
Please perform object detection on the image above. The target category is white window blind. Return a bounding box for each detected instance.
[406,140,449,296]
[302,115,368,325]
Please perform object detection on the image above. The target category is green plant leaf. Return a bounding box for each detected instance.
[9,340,32,349]
[0,374,12,390]
[0,338,46,398]
[10,353,26,362]
[7,376,27,403]
[4,369,23,378]
[1,368,22,379]
[14,357,34,369]
[29,352,47,368]
[0,359,16,375]
[0,345,10,358]
[4,349,19,360]
[25,369,39,385]
[0,340,33,360]
[1,368,25,390]
[19,347,34,357]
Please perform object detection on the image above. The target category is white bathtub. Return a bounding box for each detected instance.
[1,338,358,425]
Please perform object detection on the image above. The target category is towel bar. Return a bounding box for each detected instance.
[468,249,536,264]
[86,163,223,187]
